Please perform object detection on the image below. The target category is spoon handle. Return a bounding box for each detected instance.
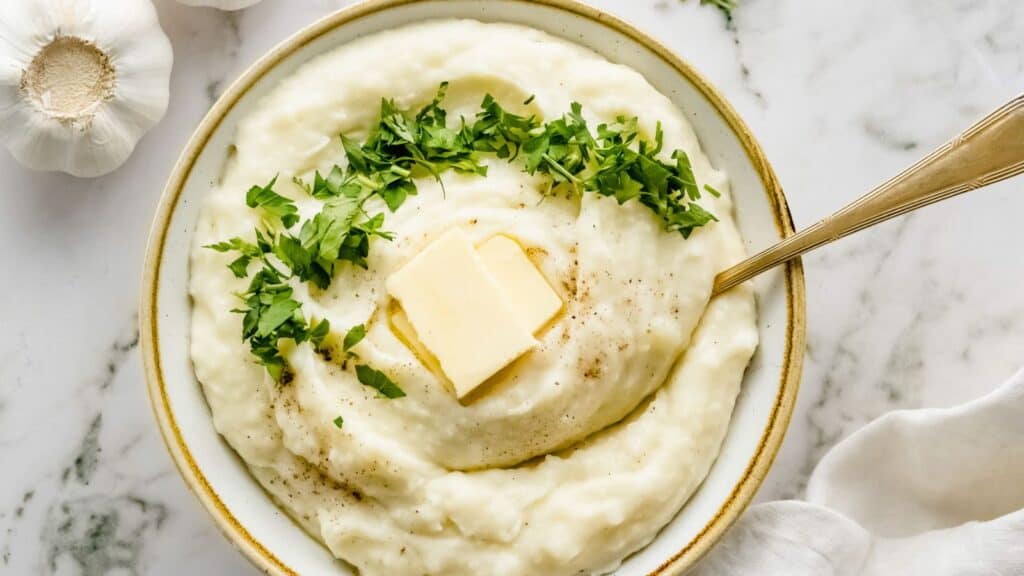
[713,94,1024,296]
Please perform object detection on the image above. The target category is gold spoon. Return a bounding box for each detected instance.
[713,94,1024,296]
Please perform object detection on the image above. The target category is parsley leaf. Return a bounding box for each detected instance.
[205,237,261,256]
[333,415,344,428]
[470,94,541,160]
[205,237,263,278]
[355,364,406,398]
[343,324,366,352]
[309,318,331,348]
[256,290,302,338]
[224,257,250,278]
[245,177,299,228]
[237,272,308,382]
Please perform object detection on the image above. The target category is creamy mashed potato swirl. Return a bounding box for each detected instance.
[190,20,758,576]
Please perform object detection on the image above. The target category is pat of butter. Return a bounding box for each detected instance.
[388,304,446,379]
[386,229,537,398]
[477,236,562,333]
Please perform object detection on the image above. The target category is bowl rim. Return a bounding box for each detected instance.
[140,1,806,574]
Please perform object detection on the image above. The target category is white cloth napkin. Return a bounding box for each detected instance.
[692,368,1024,575]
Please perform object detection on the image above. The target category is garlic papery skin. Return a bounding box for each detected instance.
[0,0,173,178]
[176,0,264,10]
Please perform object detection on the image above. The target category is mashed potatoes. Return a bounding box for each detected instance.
[190,20,757,576]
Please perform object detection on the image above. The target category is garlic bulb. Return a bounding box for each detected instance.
[0,0,173,178]
[176,0,264,10]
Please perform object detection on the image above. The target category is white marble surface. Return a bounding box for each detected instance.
[1,0,1021,573]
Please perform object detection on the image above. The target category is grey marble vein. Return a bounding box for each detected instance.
[64,415,104,486]
[862,117,920,152]
[42,496,168,576]
[0,491,33,566]
[95,323,139,392]
[724,17,768,107]
[203,11,244,106]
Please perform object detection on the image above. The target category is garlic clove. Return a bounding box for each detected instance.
[176,0,264,10]
[0,0,173,178]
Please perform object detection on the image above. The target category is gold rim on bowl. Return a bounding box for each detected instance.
[140,1,806,574]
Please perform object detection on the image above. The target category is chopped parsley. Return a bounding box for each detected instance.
[355,365,406,399]
[333,415,344,429]
[246,176,299,229]
[204,232,331,382]
[517,105,718,237]
[704,183,723,198]
[209,82,717,385]
[343,324,367,352]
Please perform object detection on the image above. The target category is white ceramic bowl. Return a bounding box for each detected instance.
[141,1,805,574]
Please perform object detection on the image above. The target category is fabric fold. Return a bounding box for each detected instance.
[692,368,1024,575]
